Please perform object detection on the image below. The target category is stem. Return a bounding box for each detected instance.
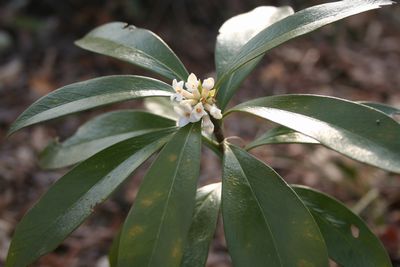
[211,117,225,154]
[202,135,223,158]
[352,188,379,215]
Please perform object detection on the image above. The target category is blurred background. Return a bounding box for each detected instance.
[1,0,400,266]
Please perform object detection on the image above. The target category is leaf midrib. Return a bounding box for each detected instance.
[231,148,283,266]
[13,139,165,266]
[18,90,172,131]
[64,128,170,147]
[234,106,400,169]
[193,189,219,221]
[83,36,185,80]
[147,124,194,267]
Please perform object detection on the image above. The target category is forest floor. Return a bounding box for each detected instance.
[1,1,400,266]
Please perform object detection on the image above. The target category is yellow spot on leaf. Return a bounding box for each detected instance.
[141,198,154,207]
[297,259,313,267]
[171,239,183,259]
[129,225,144,237]
[169,154,177,162]
[140,191,164,207]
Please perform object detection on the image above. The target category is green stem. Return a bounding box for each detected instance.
[202,135,223,158]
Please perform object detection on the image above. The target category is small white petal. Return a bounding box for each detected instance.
[192,89,201,99]
[181,99,198,106]
[181,102,193,112]
[187,73,197,83]
[172,79,184,93]
[202,115,214,134]
[190,102,207,122]
[204,103,212,112]
[185,73,200,92]
[210,105,223,119]
[202,77,214,90]
[181,90,194,99]
[179,102,193,113]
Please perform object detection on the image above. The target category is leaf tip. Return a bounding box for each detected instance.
[74,39,84,48]
[372,0,396,6]
[6,124,19,137]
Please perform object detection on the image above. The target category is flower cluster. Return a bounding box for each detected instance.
[171,73,222,134]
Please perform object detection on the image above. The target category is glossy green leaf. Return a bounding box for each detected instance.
[5,129,175,267]
[246,101,400,151]
[361,101,400,117]
[144,97,178,120]
[118,123,201,267]
[75,22,188,81]
[109,230,121,267]
[227,94,400,173]
[293,185,392,267]
[222,144,328,267]
[40,110,176,169]
[246,126,319,150]
[9,75,174,135]
[215,0,393,89]
[181,183,221,267]
[215,6,294,110]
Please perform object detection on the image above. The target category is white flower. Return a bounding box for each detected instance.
[185,73,200,92]
[204,104,222,120]
[173,102,193,127]
[202,78,214,90]
[202,115,214,135]
[172,79,184,92]
[170,73,221,134]
[190,102,207,122]
[209,105,223,119]
[181,99,198,106]
[171,79,184,102]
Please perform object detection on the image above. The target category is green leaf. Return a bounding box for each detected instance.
[109,230,121,267]
[40,110,176,169]
[5,129,175,267]
[293,185,392,267]
[246,126,319,150]
[227,94,400,173]
[8,75,173,135]
[215,6,294,110]
[144,97,178,120]
[222,144,328,267]
[142,98,223,158]
[216,0,393,89]
[181,183,221,267]
[117,123,201,267]
[216,59,260,111]
[75,22,188,81]
[361,101,400,117]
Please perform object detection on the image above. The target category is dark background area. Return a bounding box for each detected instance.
[1,0,400,266]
